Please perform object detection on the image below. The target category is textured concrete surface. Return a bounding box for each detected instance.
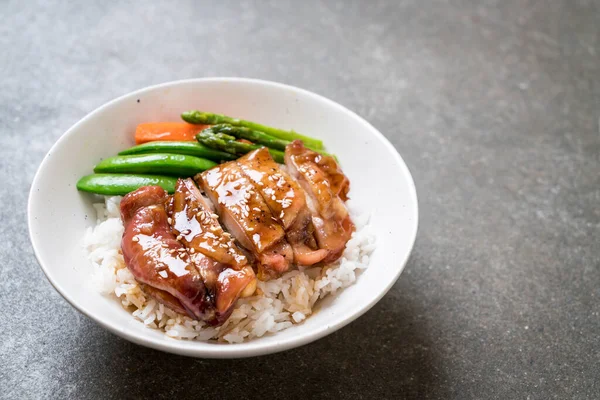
[2,0,599,398]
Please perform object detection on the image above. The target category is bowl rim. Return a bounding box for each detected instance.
[27,77,419,358]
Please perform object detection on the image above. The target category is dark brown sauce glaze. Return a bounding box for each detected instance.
[120,184,256,326]
[171,179,247,268]
[238,148,305,230]
[237,148,328,266]
[120,189,210,321]
[170,179,256,319]
[285,140,355,264]
[197,162,293,279]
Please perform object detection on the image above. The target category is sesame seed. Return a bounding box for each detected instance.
[132,236,139,242]
[211,213,219,219]
[176,235,182,241]
[167,217,172,224]
[190,248,195,254]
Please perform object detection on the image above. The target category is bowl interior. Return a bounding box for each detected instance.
[28,78,418,358]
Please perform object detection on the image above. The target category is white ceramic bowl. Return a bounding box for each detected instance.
[28,78,418,358]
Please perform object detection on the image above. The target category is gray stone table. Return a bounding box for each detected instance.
[2,0,599,398]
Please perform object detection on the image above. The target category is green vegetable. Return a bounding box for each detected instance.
[117,141,237,162]
[182,110,324,150]
[76,174,178,195]
[94,153,216,176]
[209,124,291,151]
[196,131,285,163]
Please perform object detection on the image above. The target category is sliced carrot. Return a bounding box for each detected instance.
[134,122,210,144]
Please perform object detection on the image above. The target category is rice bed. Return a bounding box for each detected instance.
[84,196,374,343]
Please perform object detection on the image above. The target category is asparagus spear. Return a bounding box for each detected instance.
[182,110,324,150]
[209,124,290,151]
[196,131,285,163]
[211,123,336,159]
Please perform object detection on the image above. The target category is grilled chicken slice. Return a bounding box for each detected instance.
[120,186,210,321]
[197,162,293,280]
[312,151,350,201]
[237,148,328,266]
[237,148,304,229]
[170,178,256,316]
[284,140,354,263]
[171,178,248,269]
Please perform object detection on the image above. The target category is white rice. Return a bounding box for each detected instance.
[83,196,374,343]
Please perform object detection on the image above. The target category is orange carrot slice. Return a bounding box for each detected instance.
[134,122,210,144]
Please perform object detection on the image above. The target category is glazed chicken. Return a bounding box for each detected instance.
[120,186,210,321]
[169,179,256,315]
[120,140,352,324]
[284,140,354,263]
[197,162,294,279]
[170,178,248,269]
[237,148,328,266]
[120,183,256,325]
